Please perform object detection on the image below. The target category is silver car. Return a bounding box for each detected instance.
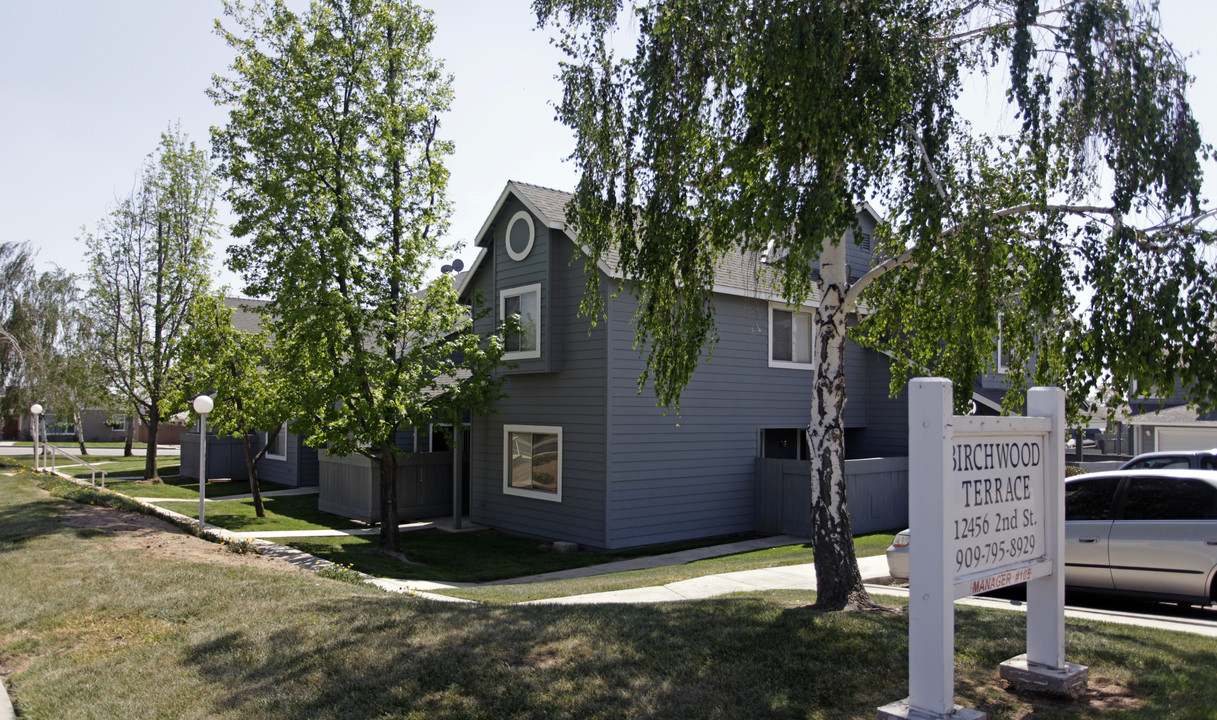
[885,469,1217,605]
[1119,449,1217,471]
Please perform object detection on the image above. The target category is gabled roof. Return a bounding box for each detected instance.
[466,180,881,306]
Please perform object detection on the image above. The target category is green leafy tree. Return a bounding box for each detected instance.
[85,127,217,481]
[536,0,1214,610]
[172,295,290,517]
[0,243,108,451]
[26,268,109,456]
[212,0,507,553]
[0,242,39,418]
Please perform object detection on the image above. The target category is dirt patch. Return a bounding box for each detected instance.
[54,499,307,575]
[975,675,1143,718]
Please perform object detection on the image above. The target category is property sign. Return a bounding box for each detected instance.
[951,436,1047,586]
[879,379,1068,720]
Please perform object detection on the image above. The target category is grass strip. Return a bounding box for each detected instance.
[0,466,1208,719]
[437,532,895,603]
[281,531,776,583]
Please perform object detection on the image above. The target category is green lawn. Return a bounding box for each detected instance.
[102,472,288,500]
[170,493,355,532]
[438,531,895,603]
[1,465,1211,719]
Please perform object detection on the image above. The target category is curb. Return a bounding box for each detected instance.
[0,676,14,720]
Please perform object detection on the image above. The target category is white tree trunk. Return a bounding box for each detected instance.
[807,237,874,610]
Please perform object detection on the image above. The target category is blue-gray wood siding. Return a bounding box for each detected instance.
[467,221,609,548]
[847,349,910,458]
[254,431,320,488]
[489,196,562,374]
[605,288,815,547]
[180,430,254,480]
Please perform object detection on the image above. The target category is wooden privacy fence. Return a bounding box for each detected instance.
[319,450,455,524]
[755,456,909,536]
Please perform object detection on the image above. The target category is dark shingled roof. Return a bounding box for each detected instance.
[504,180,809,303]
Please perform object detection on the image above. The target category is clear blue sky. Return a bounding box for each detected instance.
[2,1,1214,294]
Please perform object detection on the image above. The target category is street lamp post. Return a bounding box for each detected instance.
[193,395,214,527]
[29,404,42,471]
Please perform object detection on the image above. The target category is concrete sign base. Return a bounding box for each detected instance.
[999,654,1089,699]
[877,698,986,720]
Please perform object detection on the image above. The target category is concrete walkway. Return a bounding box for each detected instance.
[134,486,320,503]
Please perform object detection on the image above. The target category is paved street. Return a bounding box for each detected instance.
[0,442,179,457]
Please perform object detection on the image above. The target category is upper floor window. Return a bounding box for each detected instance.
[996,314,1011,376]
[505,211,535,261]
[501,283,541,360]
[769,302,814,369]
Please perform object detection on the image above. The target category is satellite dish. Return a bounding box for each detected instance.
[452,258,464,272]
[441,264,453,273]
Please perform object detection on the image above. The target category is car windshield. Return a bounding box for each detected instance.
[1125,456,1190,470]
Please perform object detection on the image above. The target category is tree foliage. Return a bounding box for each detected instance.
[0,242,40,416]
[85,127,217,480]
[0,242,108,451]
[535,0,1214,609]
[212,0,507,553]
[172,295,289,517]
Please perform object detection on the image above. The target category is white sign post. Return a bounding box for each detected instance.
[878,379,1087,720]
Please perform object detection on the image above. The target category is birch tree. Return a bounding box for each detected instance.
[86,127,216,481]
[212,0,506,554]
[535,0,1215,610]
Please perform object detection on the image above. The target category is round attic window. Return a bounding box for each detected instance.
[505,211,535,261]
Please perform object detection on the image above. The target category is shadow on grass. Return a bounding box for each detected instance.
[0,498,71,549]
[182,597,914,720]
[180,592,1212,720]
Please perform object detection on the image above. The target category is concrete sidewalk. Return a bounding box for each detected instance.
[521,555,890,605]
[134,486,320,503]
[366,535,832,597]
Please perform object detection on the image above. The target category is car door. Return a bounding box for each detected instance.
[1063,475,1123,590]
[1107,475,1217,601]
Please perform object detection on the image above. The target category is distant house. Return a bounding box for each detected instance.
[8,408,184,445]
[457,181,914,550]
[1128,404,1217,455]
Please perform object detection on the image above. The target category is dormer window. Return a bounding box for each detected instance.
[501,283,541,360]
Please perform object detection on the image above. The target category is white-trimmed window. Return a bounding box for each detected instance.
[501,283,541,360]
[503,424,562,502]
[505,210,535,261]
[769,302,815,368]
[429,423,453,452]
[995,314,1010,376]
[264,423,288,460]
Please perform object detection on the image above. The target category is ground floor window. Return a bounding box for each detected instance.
[503,424,562,502]
[761,428,809,460]
[264,423,288,460]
